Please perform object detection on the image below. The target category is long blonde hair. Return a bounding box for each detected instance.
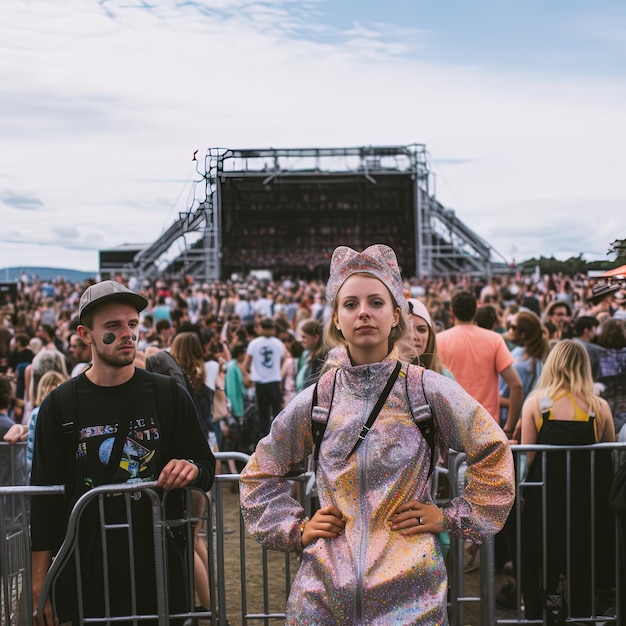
[35,370,68,407]
[531,339,601,416]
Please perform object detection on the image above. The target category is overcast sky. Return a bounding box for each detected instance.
[1,0,625,273]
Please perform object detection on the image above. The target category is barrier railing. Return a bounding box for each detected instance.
[2,444,624,626]
[1,484,64,626]
[486,442,624,626]
[35,482,214,626]
[0,441,28,487]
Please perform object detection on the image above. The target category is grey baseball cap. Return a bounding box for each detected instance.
[78,280,148,322]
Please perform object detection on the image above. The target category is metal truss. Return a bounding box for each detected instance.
[126,145,509,282]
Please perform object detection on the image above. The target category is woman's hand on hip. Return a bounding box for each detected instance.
[391,500,444,535]
[301,505,346,547]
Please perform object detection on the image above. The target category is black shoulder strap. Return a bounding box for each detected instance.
[405,364,437,478]
[311,368,338,470]
[57,375,128,487]
[58,376,78,444]
[346,361,402,459]
[53,377,79,494]
[150,371,176,461]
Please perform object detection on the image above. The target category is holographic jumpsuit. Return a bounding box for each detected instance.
[240,347,514,625]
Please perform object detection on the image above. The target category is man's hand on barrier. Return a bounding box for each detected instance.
[300,505,346,547]
[32,597,56,626]
[157,458,198,490]
[32,550,56,626]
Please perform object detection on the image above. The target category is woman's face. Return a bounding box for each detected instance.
[411,315,430,357]
[507,314,520,344]
[334,274,399,365]
[300,331,318,351]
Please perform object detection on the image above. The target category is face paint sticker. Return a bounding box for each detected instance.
[131,335,137,342]
[102,333,116,345]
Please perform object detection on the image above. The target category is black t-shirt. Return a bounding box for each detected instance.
[31,368,214,551]
[30,368,215,622]
[75,373,161,489]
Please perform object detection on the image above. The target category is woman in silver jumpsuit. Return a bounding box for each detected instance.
[240,244,515,625]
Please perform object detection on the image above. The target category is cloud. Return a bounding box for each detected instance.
[472,197,624,262]
[0,189,44,211]
[1,0,625,273]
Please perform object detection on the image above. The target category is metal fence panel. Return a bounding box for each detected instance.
[1,485,65,626]
[3,445,624,626]
[34,482,214,626]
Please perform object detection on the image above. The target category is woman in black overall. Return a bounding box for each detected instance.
[520,339,615,622]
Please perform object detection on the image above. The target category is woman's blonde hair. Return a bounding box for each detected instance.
[323,272,416,362]
[35,370,68,407]
[531,339,601,416]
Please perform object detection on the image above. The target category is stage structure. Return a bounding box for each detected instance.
[110,145,509,282]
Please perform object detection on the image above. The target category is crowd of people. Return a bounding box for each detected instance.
[1,260,625,623]
[2,268,623,452]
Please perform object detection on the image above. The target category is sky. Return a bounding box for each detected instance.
[1,0,625,274]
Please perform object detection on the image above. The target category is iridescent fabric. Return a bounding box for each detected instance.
[325,244,407,310]
[240,346,514,625]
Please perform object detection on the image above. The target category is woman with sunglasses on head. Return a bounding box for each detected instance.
[500,310,549,442]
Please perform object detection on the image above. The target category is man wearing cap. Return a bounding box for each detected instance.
[586,281,621,318]
[543,300,573,340]
[30,280,215,626]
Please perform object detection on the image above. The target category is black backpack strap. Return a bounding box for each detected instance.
[405,364,437,478]
[58,378,77,433]
[58,376,78,446]
[311,363,436,475]
[55,377,80,495]
[150,371,176,459]
[311,368,338,471]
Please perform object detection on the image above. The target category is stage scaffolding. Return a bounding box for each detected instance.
[118,145,509,282]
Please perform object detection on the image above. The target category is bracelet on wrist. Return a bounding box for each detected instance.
[299,516,310,537]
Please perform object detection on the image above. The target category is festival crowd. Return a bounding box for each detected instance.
[1,264,625,622]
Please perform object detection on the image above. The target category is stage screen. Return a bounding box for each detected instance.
[218,173,416,280]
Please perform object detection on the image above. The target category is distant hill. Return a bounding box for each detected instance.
[0,267,97,283]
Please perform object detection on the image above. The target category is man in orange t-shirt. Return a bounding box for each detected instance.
[438,292,523,439]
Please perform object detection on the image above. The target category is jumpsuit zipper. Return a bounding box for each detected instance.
[355,367,372,624]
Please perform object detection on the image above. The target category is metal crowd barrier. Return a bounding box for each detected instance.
[0,441,31,626]
[460,443,625,626]
[0,441,29,488]
[216,446,625,626]
[212,451,308,626]
[2,444,624,626]
[38,482,214,626]
[1,484,64,626]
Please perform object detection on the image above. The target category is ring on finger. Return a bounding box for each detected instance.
[418,517,423,525]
